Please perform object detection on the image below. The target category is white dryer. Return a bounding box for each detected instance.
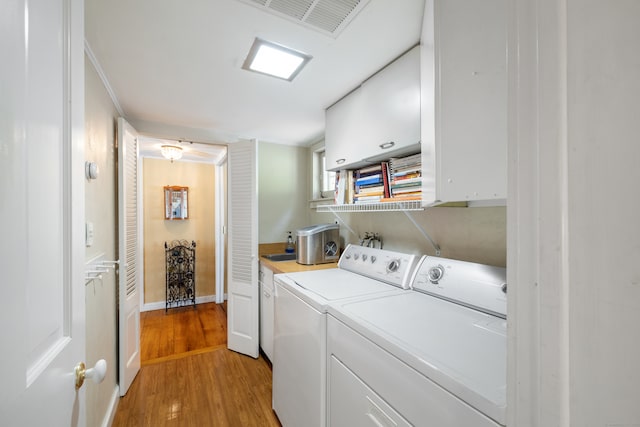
[272,244,420,427]
[326,256,508,426]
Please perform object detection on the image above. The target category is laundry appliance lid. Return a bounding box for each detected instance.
[277,268,403,302]
[328,291,507,426]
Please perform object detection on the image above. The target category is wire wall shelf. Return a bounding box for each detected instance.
[316,200,424,213]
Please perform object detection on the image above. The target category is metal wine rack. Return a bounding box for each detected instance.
[165,240,196,311]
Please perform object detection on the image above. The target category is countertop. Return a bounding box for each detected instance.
[259,242,338,274]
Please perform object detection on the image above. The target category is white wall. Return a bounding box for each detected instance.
[310,206,506,267]
[84,55,119,427]
[256,140,506,266]
[508,0,640,425]
[258,141,311,243]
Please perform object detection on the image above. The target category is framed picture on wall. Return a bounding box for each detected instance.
[164,186,189,220]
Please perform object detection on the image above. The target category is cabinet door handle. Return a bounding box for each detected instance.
[336,158,346,164]
[379,141,395,150]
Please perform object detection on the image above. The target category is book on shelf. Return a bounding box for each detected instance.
[388,152,422,201]
[354,195,383,204]
[356,175,383,187]
[381,161,391,198]
[332,153,424,205]
[334,170,345,204]
[391,178,422,187]
[379,195,422,203]
[358,164,384,174]
[334,170,356,205]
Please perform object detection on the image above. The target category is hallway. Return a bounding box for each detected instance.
[112,303,281,426]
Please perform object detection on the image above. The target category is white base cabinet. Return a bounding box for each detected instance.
[259,263,274,361]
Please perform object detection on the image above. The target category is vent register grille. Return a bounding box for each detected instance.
[238,0,369,37]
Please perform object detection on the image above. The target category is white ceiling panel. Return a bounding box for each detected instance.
[84,0,424,146]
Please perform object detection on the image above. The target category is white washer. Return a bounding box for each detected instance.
[326,256,508,426]
[272,244,420,427]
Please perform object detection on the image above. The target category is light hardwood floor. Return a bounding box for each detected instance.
[112,302,281,427]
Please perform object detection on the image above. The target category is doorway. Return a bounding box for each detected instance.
[137,138,227,312]
[134,138,228,366]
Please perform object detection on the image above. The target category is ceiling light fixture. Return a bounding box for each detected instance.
[242,38,312,81]
[161,145,183,162]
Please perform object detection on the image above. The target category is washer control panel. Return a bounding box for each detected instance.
[338,244,420,289]
[412,256,507,317]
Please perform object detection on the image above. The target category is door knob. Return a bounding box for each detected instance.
[75,359,107,390]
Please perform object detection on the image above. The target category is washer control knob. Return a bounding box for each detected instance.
[362,254,368,262]
[370,256,376,264]
[387,259,400,273]
[354,253,359,260]
[501,283,507,294]
[427,265,445,284]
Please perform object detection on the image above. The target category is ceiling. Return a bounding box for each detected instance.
[85,0,425,154]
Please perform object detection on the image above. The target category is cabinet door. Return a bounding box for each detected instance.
[259,264,274,361]
[434,0,507,203]
[325,87,364,171]
[361,45,421,162]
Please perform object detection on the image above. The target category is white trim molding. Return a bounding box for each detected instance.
[141,294,227,313]
[84,39,124,116]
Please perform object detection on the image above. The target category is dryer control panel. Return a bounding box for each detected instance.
[338,244,421,289]
[411,256,507,318]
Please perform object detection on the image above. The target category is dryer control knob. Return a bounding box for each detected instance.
[427,265,445,284]
[387,259,400,273]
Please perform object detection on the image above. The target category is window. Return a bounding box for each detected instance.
[320,152,336,198]
[312,147,335,200]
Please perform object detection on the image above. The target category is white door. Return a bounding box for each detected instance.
[0,0,86,424]
[117,117,142,395]
[227,140,259,357]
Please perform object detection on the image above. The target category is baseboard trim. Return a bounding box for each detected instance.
[102,384,119,427]
[141,294,227,312]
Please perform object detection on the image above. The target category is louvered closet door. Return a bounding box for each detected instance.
[117,117,141,394]
[227,139,259,357]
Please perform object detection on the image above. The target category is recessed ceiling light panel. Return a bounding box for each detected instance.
[242,38,312,81]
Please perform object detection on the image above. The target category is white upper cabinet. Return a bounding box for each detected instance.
[325,86,364,170]
[325,46,421,171]
[422,0,507,205]
[361,46,421,162]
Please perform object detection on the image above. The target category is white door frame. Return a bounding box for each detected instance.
[215,155,228,303]
[136,146,228,311]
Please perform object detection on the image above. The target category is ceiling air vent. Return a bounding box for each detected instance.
[238,0,370,37]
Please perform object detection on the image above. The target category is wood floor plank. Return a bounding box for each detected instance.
[112,348,280,426]
[141,302,227,363]
[113,302,281,426]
